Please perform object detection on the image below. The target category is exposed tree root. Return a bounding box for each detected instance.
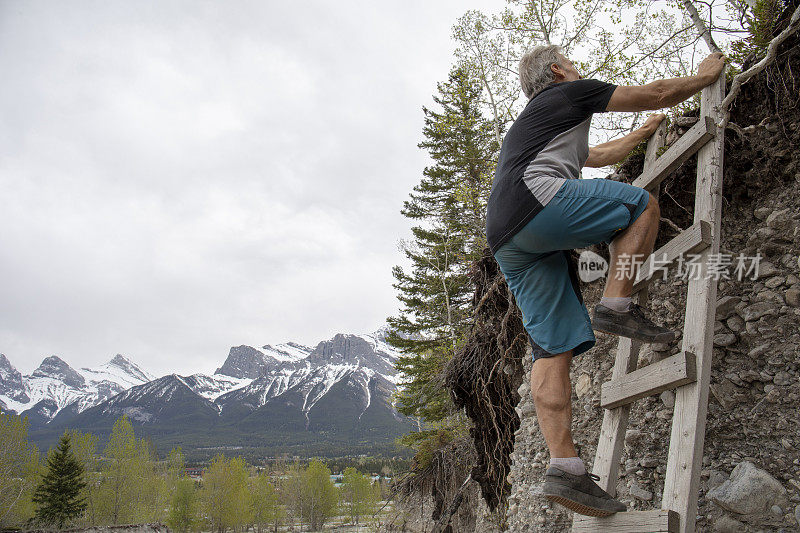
[442,247,530,513]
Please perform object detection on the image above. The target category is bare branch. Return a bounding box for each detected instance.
[719,3,800,127]
[682,0,723,52]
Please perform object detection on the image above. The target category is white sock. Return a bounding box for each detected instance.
[600,296,632,312]
[549,456,586,475]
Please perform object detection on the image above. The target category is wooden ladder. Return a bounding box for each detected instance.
[571,73,726,533]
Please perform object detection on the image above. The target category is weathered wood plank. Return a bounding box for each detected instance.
[632,220,712,293]
[661,72,726,533]
[580,122,667,503]
[601,351,697,409]
[590,336,640,496]
[573,510,679,532]
[632,116,716,192]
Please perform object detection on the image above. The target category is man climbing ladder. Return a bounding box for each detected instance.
[486,45,726,516]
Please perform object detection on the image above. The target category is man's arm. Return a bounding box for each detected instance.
[605,53,726,112]
[585,114,665,168]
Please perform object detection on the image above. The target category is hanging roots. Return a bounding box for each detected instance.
[442,245,530,511]
[386,432,477,531]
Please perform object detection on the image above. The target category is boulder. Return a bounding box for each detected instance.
[707,461,788,515]
[725,315,745,333]
[716,296,740,319]
[755,261,779,280]
[660,390,675,408]
[713,333,737,347]
[628,482,653,501]
[753,206,772,220]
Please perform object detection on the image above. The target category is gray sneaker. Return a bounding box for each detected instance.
[542,466,627,517]
[591,302,677,343]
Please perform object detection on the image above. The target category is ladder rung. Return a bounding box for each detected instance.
[572,509,679,532]
[601,351,697,409]
[632,220,712,293]
[632,116,716,192]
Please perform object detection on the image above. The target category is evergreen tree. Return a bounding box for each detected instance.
[32,433,87,528]
[386,66,498,438]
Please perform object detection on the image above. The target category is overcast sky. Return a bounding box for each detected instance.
[0,0,516,376]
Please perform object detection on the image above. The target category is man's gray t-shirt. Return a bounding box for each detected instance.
[486,78,617,255]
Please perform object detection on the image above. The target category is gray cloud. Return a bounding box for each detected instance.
[0,0,507,376]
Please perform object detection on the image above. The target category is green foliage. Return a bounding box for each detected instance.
[387,66,498,436]
[396,417,470,471]
[3,413,405,531]
[281,460,305,527]
[200,454,252,533]
[452,0,704,139]
[729,0,788,65]
[387,64,500,491]
[66,430,100,527]
[0,410,40,528]
[167,477,198,533]
[97,415,151,524]
[32,433,87,529]
[302,459,339,531]
[250,472,283,533]
[148,447,186,525]
[281,459,338,531]
[340,467,379,526]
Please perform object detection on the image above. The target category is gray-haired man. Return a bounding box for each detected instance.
[486,45,725,515]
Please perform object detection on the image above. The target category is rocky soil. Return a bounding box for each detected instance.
[383,136,800,533]
[503,174,800,532]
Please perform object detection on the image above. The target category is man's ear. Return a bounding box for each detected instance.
[550,62,564,81]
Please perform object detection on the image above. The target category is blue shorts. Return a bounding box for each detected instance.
[493,178,650,361]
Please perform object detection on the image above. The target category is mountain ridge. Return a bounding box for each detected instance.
[2,326,415,458]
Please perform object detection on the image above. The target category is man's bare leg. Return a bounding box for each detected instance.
[603,192,660,297]
[530,350,577,458]
[594,191,676,342]
[534,349,628,514]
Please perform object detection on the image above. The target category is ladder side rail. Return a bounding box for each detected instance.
[590,336,642,495]
[661,72,726,533]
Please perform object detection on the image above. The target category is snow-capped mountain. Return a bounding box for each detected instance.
[213,332,400,421]
[0,354,155,422]
[183,329,401,409]
[4,325,414,456]
[0,354,29,408]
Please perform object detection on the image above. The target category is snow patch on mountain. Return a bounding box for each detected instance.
[262,342,313,362]
[0,354,154,421]
[81,354,155,387]
[183,373,253,401]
